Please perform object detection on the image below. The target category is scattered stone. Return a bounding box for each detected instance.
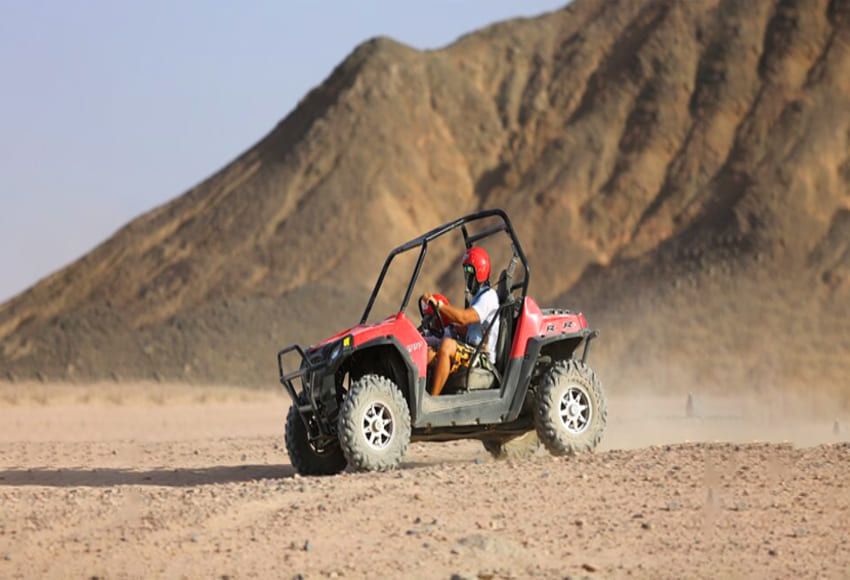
[665,502,682,511]
[241,454,248,461]
[581,563,598,572]
[732,502,749,512]
[191,534,199,543]
[768,548,778,556]
[792,528,808,538]
[3,553,10,561]
[303,540,312,552]
[641,521,652,530]
[574,519,584,527]
[457,534,521,556]
[406,520,438,537]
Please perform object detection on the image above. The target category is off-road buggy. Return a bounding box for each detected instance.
[277,209,606,475]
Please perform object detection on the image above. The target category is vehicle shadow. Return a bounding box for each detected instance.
[0,464,297,487]
[0,454,482,487]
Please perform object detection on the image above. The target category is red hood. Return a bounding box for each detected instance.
[311,313,407,349]
[308,311,434,380]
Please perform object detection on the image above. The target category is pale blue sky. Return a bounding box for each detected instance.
[0,1,567,303]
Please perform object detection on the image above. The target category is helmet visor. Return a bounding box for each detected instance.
[463,263,477,292]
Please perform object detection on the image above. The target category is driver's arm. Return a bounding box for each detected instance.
[437,301,479,327]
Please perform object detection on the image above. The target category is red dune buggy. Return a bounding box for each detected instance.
[277,209,606,474]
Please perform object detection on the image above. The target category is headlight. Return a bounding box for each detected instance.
[326,335,352,364]
[329,340,344,362]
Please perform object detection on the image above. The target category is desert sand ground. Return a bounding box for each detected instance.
[0,383,848,579]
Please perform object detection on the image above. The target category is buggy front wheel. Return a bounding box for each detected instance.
[338,374,411,472]
[285,394,348,476]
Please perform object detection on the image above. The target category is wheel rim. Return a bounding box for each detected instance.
[559,385,592,435]
[362,402,395,450]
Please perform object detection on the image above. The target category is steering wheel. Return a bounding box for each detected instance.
[418,296,446,338]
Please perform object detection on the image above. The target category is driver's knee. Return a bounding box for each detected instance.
[438,337,457,358]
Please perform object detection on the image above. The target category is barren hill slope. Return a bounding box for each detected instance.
[1,0,849,392]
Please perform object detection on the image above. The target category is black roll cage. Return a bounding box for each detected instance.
[360,209,531,324]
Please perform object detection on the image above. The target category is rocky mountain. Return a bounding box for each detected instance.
[1,0,849,395]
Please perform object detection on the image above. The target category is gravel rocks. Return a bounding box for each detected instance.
[1,396,848,578]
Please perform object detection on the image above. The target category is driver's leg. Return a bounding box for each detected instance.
[424,336,440,366]
[431,337,457,397]
[427,347,437,366]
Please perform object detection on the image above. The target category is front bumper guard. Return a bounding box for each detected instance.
[277,344,327,415]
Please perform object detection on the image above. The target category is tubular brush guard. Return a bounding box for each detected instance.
[277,344,328,438]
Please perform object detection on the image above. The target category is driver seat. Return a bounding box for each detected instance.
[445,253,519,393]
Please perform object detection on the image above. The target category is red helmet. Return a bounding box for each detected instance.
[462,247,490,283]
[421,293,451,326]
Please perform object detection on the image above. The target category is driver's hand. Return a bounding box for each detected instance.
[422,292,439,308]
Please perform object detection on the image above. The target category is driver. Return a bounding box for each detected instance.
[422,246,500,396]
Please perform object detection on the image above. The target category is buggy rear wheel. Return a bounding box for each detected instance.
[482,431,541,460]
[534,359,606,456]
